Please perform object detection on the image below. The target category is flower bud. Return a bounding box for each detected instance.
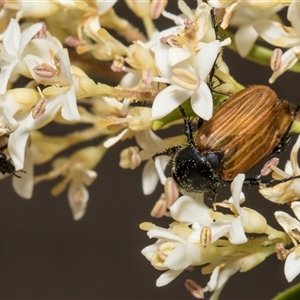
[150,194,167,218]
[119,146,141,169]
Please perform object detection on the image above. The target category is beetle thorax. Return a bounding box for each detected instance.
[170,144,222,193]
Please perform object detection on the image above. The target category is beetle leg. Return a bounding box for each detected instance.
[245,174,300,188]
[152,145,183,159]
[207,188,218,202]
[178,106,195,146]
[244,177,260,186]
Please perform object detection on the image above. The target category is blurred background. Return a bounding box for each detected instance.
[0,1,300,299]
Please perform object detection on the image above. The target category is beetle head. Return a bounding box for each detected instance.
[170,144,224,193]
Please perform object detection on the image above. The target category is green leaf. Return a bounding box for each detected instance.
[273,282,300,300]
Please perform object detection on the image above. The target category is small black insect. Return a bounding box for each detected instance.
[0,152,20,177]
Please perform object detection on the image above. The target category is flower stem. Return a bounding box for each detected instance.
[222,29,300,73]
[272,282,300,300]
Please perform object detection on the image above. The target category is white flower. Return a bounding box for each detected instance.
[208,0,284,29]
[141,222,220,287]
[6,49,80,171]
[275,201,300,282]
[181,174,248,245]
[0,19,43,94]
[229,5,283,57]
[12,145,34,199]
[205,259,241,299]
[140,173,283,298]
[259,135,300,203]
[152,40,221,121]
[253,0,300,82]
[24,48,80,121]
[158,1,215,64]
[121,129,183,195]
[35,144,106,220]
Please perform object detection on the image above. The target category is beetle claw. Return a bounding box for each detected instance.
[207,188,218,202]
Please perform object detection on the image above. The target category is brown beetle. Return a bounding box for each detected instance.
[156,85,293,194]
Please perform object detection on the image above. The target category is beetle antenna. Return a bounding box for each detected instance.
[244,174,300,187]
[179,106,195,145]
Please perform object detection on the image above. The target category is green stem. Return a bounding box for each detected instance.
[272,282,300,300]
[222,29,300,73]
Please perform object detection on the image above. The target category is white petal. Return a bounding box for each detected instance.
[0,61,18,95]
[147,228,187,243]
[154,156,170,185]
[3,100,23,130]
[8,126,30,170]
[235,24,259,57]
[135,129,164,151]
[141,243,161,261]
[142,159,159,195]
[207,260,241,297]
[12,146,34,199]
[291,134,300,175]
[260,178,300,204]
[154,43,173,78]
[61,86,80,121]
[228,216,247,244]
[168,46,191,66]
[287,0,300,33]
[253,20,300,47]
[230,7,260,26]
[188,228,202,243]
[190,82,213,120]
[3,19,21,55]
[275,211,300,245]
[209,221,232,243]
[291,202,300,221]
[151,85,192,120]
[104,129,129,148]
[284,251,300,282]
[18,22,44,55]
[231,173,245,214]
[269,47,300,83]
[206,265,220,292]
[170,195,213,224]
[156,269,184,287]
[164,243,200,270]
[120,72,140,87]
[275,211,300,231]
[194,40,220,80]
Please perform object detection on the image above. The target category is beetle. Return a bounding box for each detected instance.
[154,85,293,196]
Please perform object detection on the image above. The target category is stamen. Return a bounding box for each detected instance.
[185,279,204,299]
[261,157,279,176]
[34,64,57,78]
[150,193,167,218]
[171,68,199,90]
[270,48,282,72]
[32,97,47,119]
[200,225,212,248]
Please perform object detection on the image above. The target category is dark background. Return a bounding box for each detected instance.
[0,2,300,299]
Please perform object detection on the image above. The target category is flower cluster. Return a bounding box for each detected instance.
[1,0,300,299]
